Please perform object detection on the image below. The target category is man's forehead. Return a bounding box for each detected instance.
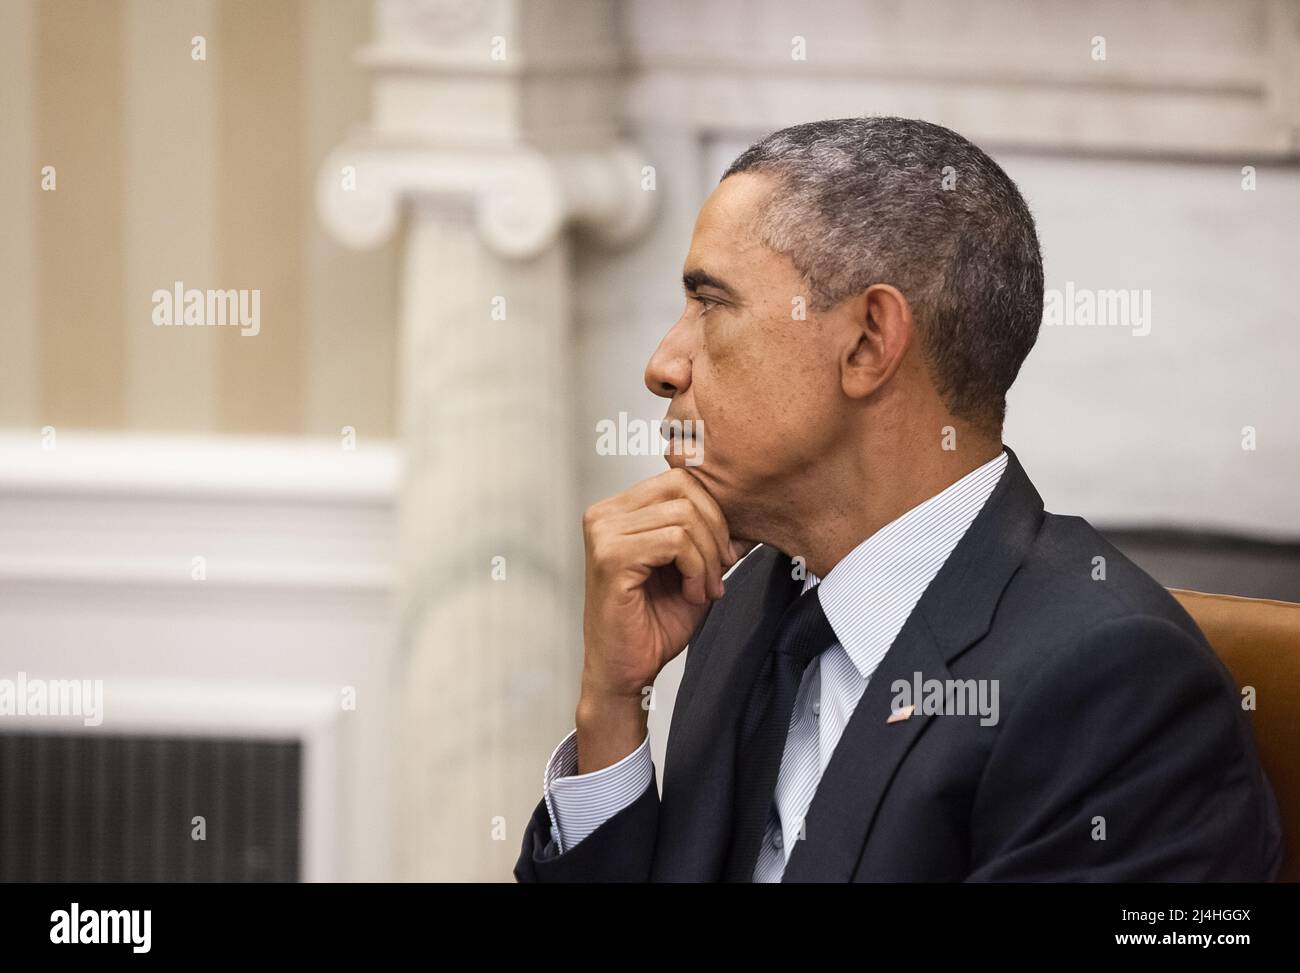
[683,173,772,279]
[695,172,770,234]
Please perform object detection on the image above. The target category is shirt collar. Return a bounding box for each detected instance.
[800,449,1009,681]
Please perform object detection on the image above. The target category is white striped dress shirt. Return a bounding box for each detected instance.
[540,449,1008,880]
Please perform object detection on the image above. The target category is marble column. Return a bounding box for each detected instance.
[316,0,652,879]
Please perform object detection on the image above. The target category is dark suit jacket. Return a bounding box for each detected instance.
[514,447,1285,881]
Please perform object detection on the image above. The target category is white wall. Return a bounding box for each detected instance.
[1002,152,1299,538]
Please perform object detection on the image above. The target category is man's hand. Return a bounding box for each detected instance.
[575,469,750,773]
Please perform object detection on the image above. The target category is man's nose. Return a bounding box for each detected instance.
[644,316,692,399]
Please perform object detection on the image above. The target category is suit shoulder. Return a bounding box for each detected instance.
[1005,511,1205,644]
[980,512,1250,722]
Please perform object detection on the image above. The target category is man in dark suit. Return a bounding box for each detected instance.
[514,117,1285,882]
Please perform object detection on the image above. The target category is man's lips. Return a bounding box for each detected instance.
[661,417,705,468]
[659,417,698,442]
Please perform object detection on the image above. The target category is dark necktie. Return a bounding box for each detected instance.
[723,583,838,881]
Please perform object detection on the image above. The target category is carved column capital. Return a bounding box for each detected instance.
[317,141,652,260]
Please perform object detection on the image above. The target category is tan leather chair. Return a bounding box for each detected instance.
[1170,588,1300,882]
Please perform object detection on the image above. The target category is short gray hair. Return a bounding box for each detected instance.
[721,116,1044,436]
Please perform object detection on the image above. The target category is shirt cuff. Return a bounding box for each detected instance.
[542,727,653,855]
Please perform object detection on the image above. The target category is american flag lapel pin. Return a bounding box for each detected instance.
[887,704,915,724]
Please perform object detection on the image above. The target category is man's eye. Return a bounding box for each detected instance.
[692,294,720,312]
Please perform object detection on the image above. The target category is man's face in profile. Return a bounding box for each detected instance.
[644,172,853,539]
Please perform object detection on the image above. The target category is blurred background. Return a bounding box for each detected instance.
[0,0,1296,882]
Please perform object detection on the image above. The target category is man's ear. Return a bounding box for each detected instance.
[841,283,914,400]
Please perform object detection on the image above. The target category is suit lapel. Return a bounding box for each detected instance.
[781,445,1046,881]
[779,613,950,881]
[653,545,802,880]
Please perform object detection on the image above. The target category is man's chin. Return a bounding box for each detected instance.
[664,448,706,472]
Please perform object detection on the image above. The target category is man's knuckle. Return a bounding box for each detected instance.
[588,534,614,565]
[666,497,692,520]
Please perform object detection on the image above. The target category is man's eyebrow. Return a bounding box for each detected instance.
[682,269,740,299]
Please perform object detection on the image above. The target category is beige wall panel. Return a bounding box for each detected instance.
[303,0,397,441]
[0,0,37,429]
[215,0,305,434]
[36,0,127,430]
[125,0,220,431]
